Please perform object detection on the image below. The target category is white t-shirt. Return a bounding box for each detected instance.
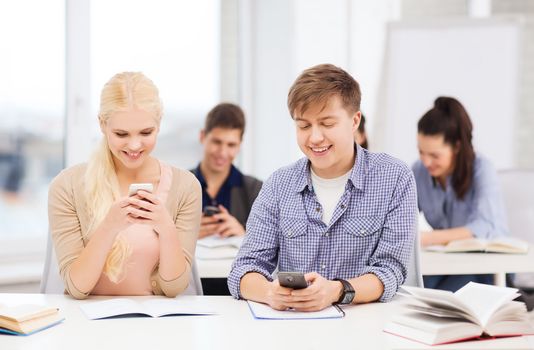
[310,168,351,225]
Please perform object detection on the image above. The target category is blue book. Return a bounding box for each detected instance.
[0,304,64,336]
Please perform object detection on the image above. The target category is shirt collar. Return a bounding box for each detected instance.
[226,164,244,187]
[193,163,244,188]
[431,174,452,191]
[295,143,367,193]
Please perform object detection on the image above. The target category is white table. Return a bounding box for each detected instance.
[421,248,534,286]
[197,258,234,279]
[196,245,237,279]
[1,293,534,350]
[197,245,534,287]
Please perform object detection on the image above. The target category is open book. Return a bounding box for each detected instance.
[0,304,64,335]
[425,237,529,254]
[80,298,216,320]
[197,235,244,249]
[196,235,243,260]
[247,301,344,320]
[384,282,534,345]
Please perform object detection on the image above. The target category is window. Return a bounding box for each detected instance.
[0,1,65,258]
[87,0,221,168]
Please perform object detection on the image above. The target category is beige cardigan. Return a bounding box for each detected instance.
[48,163,201,299]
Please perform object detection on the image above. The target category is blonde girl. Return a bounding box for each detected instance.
[48,72,201,299]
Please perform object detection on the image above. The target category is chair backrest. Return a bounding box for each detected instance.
[40,233,65,294]
[41,233,204,295]
[403,228,424,288]
[498,169,534,288]
[182,259,204,296]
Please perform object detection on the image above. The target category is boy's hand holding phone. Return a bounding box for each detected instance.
[278,272,308,289]
[199,205,245,238]
[286,272,345,312]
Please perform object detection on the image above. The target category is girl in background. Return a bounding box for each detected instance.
[413,96,509,291]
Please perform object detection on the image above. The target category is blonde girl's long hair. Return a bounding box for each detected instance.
[84,72,163,283]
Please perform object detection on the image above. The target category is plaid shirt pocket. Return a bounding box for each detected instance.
[279,217,314,271]
[344,216,383,237]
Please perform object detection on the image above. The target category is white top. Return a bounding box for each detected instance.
[1,293,533,350]
[311,168,351,225]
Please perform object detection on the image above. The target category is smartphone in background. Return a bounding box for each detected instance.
[128,183,153,197]
[203,205,221,217]
[278,272,308,289]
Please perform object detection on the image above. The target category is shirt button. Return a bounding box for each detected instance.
[287,230,293,237]
[360,229,366,235]
[151,281,157,287]
[341,204,346,209]
[316,207,321,212]
[321,264,326,269]
[325,232,330,237]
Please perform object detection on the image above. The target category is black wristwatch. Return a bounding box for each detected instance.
[334,279,355,304]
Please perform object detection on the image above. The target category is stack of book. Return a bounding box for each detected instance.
[0,304,63,335]
[384,282,534,345]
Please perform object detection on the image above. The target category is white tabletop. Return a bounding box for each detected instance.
[197,257,234,278]
[1,293,534,350]
[197,245,534,286]
[421,247,534,275]
[421,247,534,286]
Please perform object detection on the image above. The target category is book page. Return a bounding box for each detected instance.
[80,299,144,320]
[197,235,244,249]
[247,301,344,320]
[195,245,239,260]
[424,238,486,253]
[487,237,529,253]
[455,282,520,327]
[0,304,57,322]
[444,238,487,252]
[401,286,476,319]
[488,301,528,324]
[385,312,482,345]
[141,299,215,317]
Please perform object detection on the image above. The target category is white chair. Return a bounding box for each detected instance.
[40,233,64,294]
[403,228,424,288]
[40,233,204,295]
[183,259,204,296]
[498,169,534,289]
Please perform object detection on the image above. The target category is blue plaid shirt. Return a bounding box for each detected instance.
[228,145,417,302]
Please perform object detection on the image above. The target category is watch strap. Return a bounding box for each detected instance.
[334,278,355,304]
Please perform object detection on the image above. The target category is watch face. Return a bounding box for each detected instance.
[342,291,355,304]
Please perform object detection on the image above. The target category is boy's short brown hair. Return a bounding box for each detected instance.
[287,64,361,118]
[204,103,245,138]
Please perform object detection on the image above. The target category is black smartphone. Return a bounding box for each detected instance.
[278,272,307,289]
[203,205,221,217]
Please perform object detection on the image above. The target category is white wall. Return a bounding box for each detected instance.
[239,0,400,179]
[376,18,521,169]
[239,0,534,180]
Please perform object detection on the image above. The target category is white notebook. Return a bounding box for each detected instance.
[247,301,345,320]
[80,298,216,320]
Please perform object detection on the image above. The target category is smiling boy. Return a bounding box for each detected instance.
[228,64,417,311]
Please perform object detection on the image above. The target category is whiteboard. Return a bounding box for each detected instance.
[375,18,521,169]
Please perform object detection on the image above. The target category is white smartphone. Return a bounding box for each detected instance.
[128,183,153,197]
